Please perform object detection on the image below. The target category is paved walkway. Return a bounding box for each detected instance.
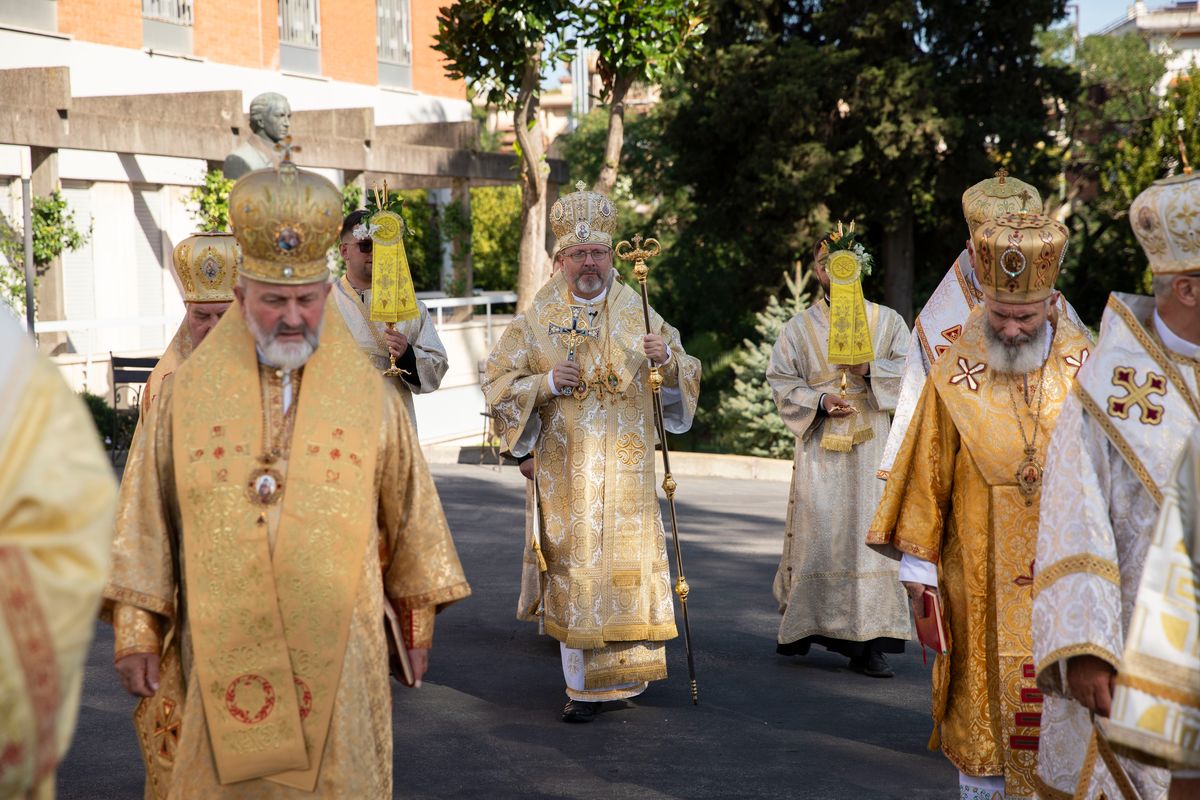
[61,463,957,799]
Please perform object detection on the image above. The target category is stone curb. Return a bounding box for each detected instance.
[422,443,793,483]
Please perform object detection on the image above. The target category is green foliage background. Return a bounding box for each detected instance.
[0,189,90,314]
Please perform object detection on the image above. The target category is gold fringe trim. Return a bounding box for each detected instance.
[1116,671,1200,707]
[584,663,668,690]
[1032,553,1121,597]
[544,619,679,651]
[819,424,875,452]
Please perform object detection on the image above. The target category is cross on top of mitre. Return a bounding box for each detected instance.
[274,135,302,163]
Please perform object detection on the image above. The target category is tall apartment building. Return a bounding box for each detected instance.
[0,0,470,360]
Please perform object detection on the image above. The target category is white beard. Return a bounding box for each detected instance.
[985,322,1048,376]
[244,310,321,372]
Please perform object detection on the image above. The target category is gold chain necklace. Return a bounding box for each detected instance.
[246,367,300,515]
[585,292,620,404]
[1008,366,1046,507]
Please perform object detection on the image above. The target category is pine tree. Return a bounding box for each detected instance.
[714,268,814,458]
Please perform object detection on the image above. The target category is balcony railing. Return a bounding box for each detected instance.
[142,0,192,25]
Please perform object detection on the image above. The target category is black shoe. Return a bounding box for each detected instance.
[850,652,894,678]
[561,700,600,723]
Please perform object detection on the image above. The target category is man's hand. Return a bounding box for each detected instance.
[821,394,856,418]
[518,459,535,480]
[384,329,409,359]
[903,582,936,618]
[833,362,870,377]
[116,652,160,698]
[408,647,429,688]
[1067,654,1117,718]
[551,361,581,391]
[643,334,668,365]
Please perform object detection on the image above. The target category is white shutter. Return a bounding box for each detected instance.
[132,185,165,349]
[60,181,95,354]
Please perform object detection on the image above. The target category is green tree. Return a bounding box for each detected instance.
[184,169,235,232]
[471,184,522,291]
[712,268,813,458]
[0,189,90,314]
[579,1,706,195]
[435,1,575,309]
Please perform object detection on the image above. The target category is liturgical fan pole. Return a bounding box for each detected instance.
[615,234,699,706]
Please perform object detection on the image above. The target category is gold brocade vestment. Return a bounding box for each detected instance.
[0,313,116,800]
[868,307,1092,798]
[102,301,470,798]
[483,273,701,690]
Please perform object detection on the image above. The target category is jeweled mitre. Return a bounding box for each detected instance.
[972,212,1067,303]
[549,180,618,256]
[173,231,240,303]
[228,159,341,284]
[1130,171,1200,275]
[961,171,1043,237]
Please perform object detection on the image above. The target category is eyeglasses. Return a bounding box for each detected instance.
[355,241,373,254]
[564,248,611,265]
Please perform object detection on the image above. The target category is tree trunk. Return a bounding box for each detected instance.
[882,198,915,324]
[514,48,550,312]
[594,72,634,196]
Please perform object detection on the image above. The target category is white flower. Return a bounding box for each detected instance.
[352,222,379,241]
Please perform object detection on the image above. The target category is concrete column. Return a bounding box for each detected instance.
[450,177,473,307]
[427,187,453,293]
[30,146,67,353]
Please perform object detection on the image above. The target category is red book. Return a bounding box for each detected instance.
[915,588,949,659]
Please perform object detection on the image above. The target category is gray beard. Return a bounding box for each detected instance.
[574,273,605,296]
[984,322,1048,375]
[244,309,321,372]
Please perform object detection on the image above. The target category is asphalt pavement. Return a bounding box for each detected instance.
[59,462,957,799]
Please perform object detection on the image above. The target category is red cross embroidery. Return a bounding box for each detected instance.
[1107,366,1167,425]
[949,357,985,392]
[1065,348,1089,377]
[153,698,181,762]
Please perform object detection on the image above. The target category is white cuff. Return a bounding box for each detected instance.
[899,552,937,586]
[547,371,563,396]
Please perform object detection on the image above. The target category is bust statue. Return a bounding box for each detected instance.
[223,92,292,180]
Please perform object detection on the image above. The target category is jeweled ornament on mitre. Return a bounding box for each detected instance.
[550,180,618,256]
[971,212,1067,303]
[171,232,240,303]
[227,146,341,285]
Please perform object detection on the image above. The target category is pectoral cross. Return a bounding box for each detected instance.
[548,305,598,399]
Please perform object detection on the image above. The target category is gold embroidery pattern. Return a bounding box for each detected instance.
[614,432,646,466]
[1075,385,1163,506]
[1032,553,1121,597]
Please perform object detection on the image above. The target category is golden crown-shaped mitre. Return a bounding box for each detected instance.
[172,231,240,303]
[1130,171,1200,275]
[961,170,1043,237]
[550,181,618,256]
[972,212,1068,303]
[228,158,341,284]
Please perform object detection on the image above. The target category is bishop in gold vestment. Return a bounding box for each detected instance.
[768,235,911,674]
[103,158,469,798]
[1033,174,1200,800]
[0,310,117,799]
[869,213,1092,799]
[483,183,700,722]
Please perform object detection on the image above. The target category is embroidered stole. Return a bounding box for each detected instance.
[171,301,382,789]
[1075,293,1200,505]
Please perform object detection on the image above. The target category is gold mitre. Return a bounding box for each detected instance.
[550,180,618,256]
[172,232,239,303]
[228,156,341,284]
[972,212,1068,303]
[961,169,1043,236]
[1130,171,1200,275]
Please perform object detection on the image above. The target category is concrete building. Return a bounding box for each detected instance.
[1100,1,1200,82]
[0,0,565,443]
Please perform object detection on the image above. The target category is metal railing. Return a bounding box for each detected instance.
[279,0,320,48]
[423,292,517,346]
[142,0,193,24]
[376,0,412,65]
